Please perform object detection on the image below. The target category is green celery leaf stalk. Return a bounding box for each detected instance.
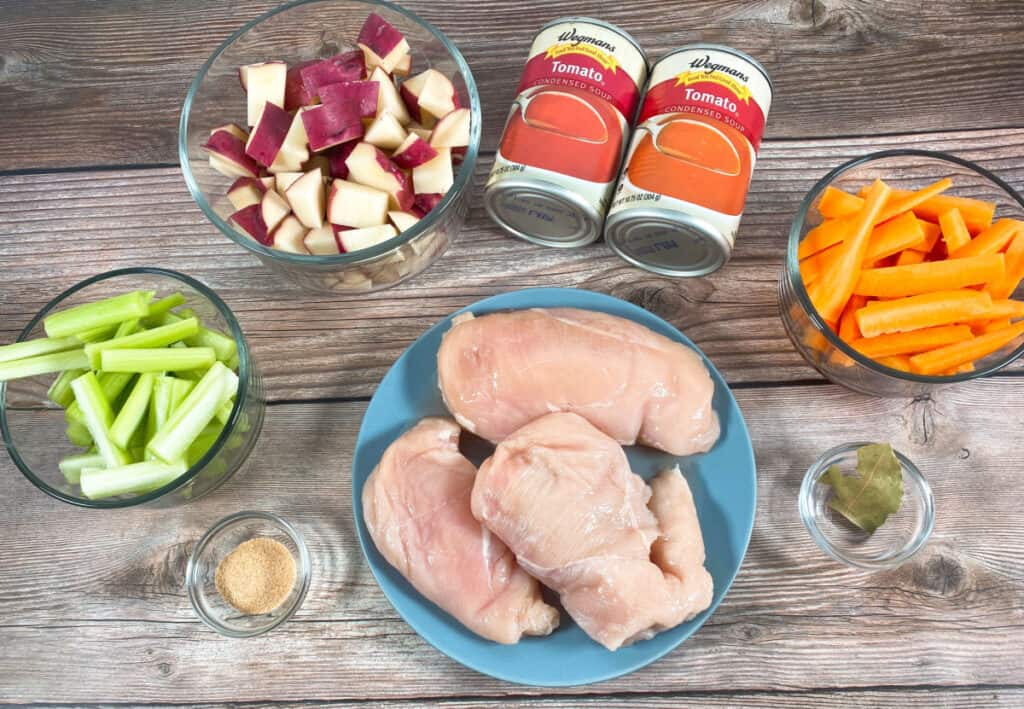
[145,293,185,320]
[113,319,142,338]
[100,347,215,373]
[44,291,151,338]
[152,311,238,363]
[0,349,89,383]
[147,362,237,464]
[80,460,187,500]
[65,372,135,425]
[0,336,82,365]
[84,317,199,369]
[59,451,106,484]
[74,324,118,344]
[69,371,131,468]
[65,420,93,447]
[109,373,155,451]
[47,367,88,408]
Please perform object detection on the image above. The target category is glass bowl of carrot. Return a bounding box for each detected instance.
[780,150,1024,397]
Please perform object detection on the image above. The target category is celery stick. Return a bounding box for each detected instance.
[44,291,151,338]
[226,353,240,371]
[147,362,237,464]
[48,367,87,408]
[146,293,185,320]
[74,324,118,344]
[187,421,225,466]
[66,372,135,424]
[109,373,155,450]
[169,378,195,413]
[0,336,82,365]
[148,376,175,441]
[69,372,130,468]
[100,347,214,373]
[151,310,237,363]
[59,452,105,484]
[66,420,93,447]
[84,317,198,369]
[0,349,88,382]
[80,460,187,499]
[215,398,234,425]
[113,319,142,338]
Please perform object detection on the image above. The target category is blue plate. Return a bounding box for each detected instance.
[352,288,756,686]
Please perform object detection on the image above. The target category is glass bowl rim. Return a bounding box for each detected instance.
[786,148,1024,383]
[798,441,936,570]
[185,510,312,638]
[178,0,482,266]
[0,267,253,509]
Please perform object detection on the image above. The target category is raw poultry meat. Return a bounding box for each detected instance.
[362,417,560,644]
[472,412,714,651]
[437,308,720,456]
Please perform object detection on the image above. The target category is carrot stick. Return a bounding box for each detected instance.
[799,218,848,260]
[853,253,1006,298]
[986,231,1024,299]
[838,295,867,342]
[815,180,892,323]
[911,220,942,253]
[818,186,865,219]
[949,219,1022,259]
[909,322,1024,375]
[855,289,993,338]
[896,249,926,266]
[977,299,1024,321]
[801,212,923,287]
[942,362,975,375]
[938,208,972,253]
[876,355,913,372]
[972,318,1012,335]
[875,178,953,225]
[850,325,973,358]
[799,242,840,286]
[861,188,996,234]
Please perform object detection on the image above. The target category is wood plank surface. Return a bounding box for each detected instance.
[2,128,1022,401]
[1,0,1023,170]
[2,380,1023,703]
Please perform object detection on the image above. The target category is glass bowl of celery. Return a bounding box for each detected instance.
[0,268,265,508]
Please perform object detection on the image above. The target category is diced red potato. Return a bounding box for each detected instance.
[366,67,411,125]
[299,51,365,100]
[270,215,310,254]
[388,210,420,232]
[412,148,453,195]
[245,102,294,167]
[284,60,319,111]
[406,123,432,141]
[301,101,364,152]
[392,53,412,77]
[357,13,410,74]
[259,176,276,192]
[401,69,458,126]
[203,129,261,179]
[304,224,341,255]
[227,178,265,210]
[327,179,389,228]
[268,109,311,173]
[345,142,414,211]
[364,112,408,150]
[412,193,443,217]
[261,190,292,233]
[320,81,380,119]
[429,108,470,148]
[338,224,398,252]
[274,171,304,195]
[241,62,287,126]
[285,168,326,229]
[327,142,358,180]
[302,153,331,176]
[391,133,437,169]
[212,123,249,142]
[231,203,270,244]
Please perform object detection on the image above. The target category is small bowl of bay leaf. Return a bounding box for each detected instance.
[799,442,935,569]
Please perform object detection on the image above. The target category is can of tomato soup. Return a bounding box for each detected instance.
[605,45,773,276]
[484,18,648,247]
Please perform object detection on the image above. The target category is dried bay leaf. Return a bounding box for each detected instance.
[821,443,904,533]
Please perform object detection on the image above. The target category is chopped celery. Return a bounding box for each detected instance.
[66,372,135,425]
[187,421,225,466]
[113,319,142,338]
[147,362,237,464]
[145,292,185,320]
[69,371,130,468]
[84,317,199,369]
[74,324,118,344]
[80,460,187,499]
[66,420,93,447]
[152,310,238,363]
[100,347,215,373]
[169,378,195,414]
[109,372,155,450]
[0,335,81,365]
[215,398,234,425]
[226,353,240,371]
[44,291,151,338]
[0,348,89,382]
[148,376,176,441]
[48,367,87,408]
[59,452,105,484]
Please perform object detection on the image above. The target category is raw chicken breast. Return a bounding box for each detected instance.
[437,308,719,456]
[362,417,559,644]
[472,412,713,651]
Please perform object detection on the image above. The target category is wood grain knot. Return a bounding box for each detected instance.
[617,281,714,322]
[788,0,827,27]
[911,554,968,597]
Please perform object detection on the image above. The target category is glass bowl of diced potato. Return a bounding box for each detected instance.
[780,150,1024,397]
[179,0,481,294]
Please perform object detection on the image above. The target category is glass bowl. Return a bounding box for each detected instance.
[0,268,266,508]
[179,0,481,295]
[779,150,1024,397]
[186,511,311,637]
[799,442,935,570]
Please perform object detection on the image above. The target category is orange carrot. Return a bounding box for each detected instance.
[838,295,867,342]
[818,186,865,219]
[876,355,913,372]
[799,218,848,260]
[876,178,953,225]
[799,242,840,286]
[896,249,927,266]
[972,318,1012,335]
[950,219,1022,259]
[942,362,975,375]
[862,188,996,234]
[986,231,1024,300]
[814,180,892,322]
[978,298,1024,321]
[938,208,971,253]
[911,220,942,253]
[853,253,1006,298]
[909,322,1024,375]
[850,325,973,358]
[801,212,923,287]
[855,289,993,338]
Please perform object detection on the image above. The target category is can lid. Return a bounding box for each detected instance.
[604,208,731,277]
[484,178,603,248]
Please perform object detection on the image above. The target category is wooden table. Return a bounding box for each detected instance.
[2,1,1023,706]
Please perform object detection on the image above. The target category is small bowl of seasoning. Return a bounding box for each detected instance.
[186,511,311,637]
[799,442,935,570]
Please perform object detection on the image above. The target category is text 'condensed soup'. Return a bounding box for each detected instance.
[605,45,773,276]
[484,18,648,247]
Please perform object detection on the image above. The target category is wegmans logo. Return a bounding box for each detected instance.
[545,27,620,72]
[674,55,752,102]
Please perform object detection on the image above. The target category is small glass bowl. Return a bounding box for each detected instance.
[799,442,935,569]
[0,268,266,509]
[179,0,481,295]
[779,150,1024,397]
[186,511,311,637]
